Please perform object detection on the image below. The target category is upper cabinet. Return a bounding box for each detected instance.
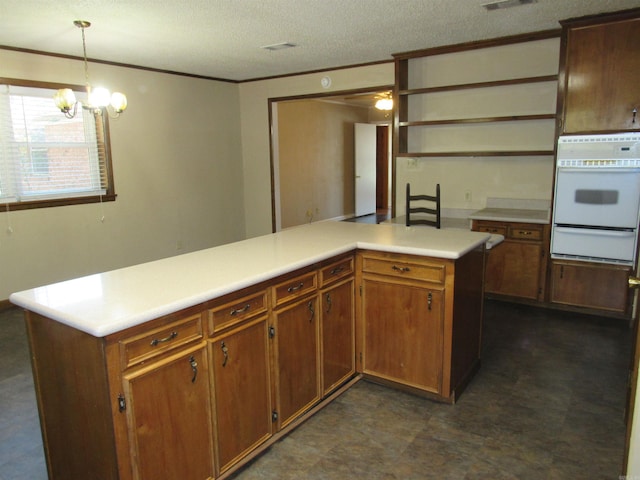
[393,32,560,158]
[560,10,640,134]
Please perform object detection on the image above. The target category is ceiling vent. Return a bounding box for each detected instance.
[482,0,537,10]
[261,42,297,51]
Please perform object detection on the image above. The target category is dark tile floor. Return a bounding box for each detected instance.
[0,307,47,480]
[0,300,632,479]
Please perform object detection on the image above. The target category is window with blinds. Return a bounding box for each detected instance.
[0,79,115,210]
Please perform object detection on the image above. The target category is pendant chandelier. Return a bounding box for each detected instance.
[54,20,127,119]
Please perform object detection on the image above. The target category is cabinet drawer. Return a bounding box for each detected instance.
[273,271,318,307]
[120,314,204,369]
[319,256,354,287]
[508,225,543,241]
[361,255,445,285]
[476,224,507,236]
[208,289,268,334]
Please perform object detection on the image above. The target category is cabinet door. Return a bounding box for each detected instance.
[123,346,214,480]
[321,279,355,396]
[211,318,272,475]
[273,296,320,428]
[550,261,630,313]
[563,16,640,133]
[485,241,543,300]
[362,278,443,394]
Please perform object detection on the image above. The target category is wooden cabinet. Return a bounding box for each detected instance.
[319,256,355,396]
[362,278,444,394]
[24,248,481,478]
[122,344,214,480]
[560,11,640,134]
[473,220,549,302]
[550,259,631,314]
[25,308,216,480]
[116,313,215,480]
[271,270,321,429]
[357,248,484,403]
[207,287,272,476]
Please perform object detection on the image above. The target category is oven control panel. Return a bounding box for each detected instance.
[557,133,640,166]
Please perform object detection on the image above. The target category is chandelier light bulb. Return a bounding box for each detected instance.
[110,92,128,113]
[53,88,77,112]
[89,87,111,108]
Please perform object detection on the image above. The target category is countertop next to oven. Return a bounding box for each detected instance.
[469,198,551,225]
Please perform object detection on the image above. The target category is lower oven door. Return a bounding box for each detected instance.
[551,226,637,265]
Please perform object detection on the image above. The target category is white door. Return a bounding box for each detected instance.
[354,123,376,217]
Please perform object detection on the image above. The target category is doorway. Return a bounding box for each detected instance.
[269,88,393,231]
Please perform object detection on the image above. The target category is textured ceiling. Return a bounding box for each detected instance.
[1,0,639,82]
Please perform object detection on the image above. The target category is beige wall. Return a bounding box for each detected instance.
[277,99,369,228]
[1,49,244,299]
[238,64,395,238]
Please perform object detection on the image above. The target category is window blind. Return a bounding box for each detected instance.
[0,83,108,206]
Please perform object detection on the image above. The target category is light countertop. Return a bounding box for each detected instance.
[10,221,489,337]
[384,210,504,249]
[469,198,551,225]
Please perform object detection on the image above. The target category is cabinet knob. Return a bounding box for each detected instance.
[325,293,332,314]
[189,355,198,383]
[150,331,177,346]
[221,341,229,367]
[287,282,304,293]
[392,265,410,273]
[230,304,251,316]
[308,300,315,322]
[329,266,344,276]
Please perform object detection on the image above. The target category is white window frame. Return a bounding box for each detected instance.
[0,78,116,211]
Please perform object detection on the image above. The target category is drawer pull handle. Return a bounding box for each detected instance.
[518,230,532,235]
[221,341,229,367]
[230,304,251,316]
[325,293,332,313]
[150,331,177,346]
[287,282,304,293]
[392,265,411,273]
[329,266,345,276]
[427,292,432,311]
[189,355,198,383]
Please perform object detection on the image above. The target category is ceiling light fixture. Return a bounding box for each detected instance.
[482,0,537,10]
[54,20,127,119]
[375,92,393,111]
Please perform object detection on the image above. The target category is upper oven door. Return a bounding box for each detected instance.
[553,168,640,229]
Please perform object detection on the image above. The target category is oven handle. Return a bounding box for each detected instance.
[554,227,636,238]
[557,167,640,174]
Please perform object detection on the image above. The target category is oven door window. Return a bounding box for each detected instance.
[553,169,640,229]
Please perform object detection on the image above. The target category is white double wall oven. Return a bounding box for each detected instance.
[551,133,640,266]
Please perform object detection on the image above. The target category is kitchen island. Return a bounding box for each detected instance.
[10,221,489,480]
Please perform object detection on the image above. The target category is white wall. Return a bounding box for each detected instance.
[1,49,244,300]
